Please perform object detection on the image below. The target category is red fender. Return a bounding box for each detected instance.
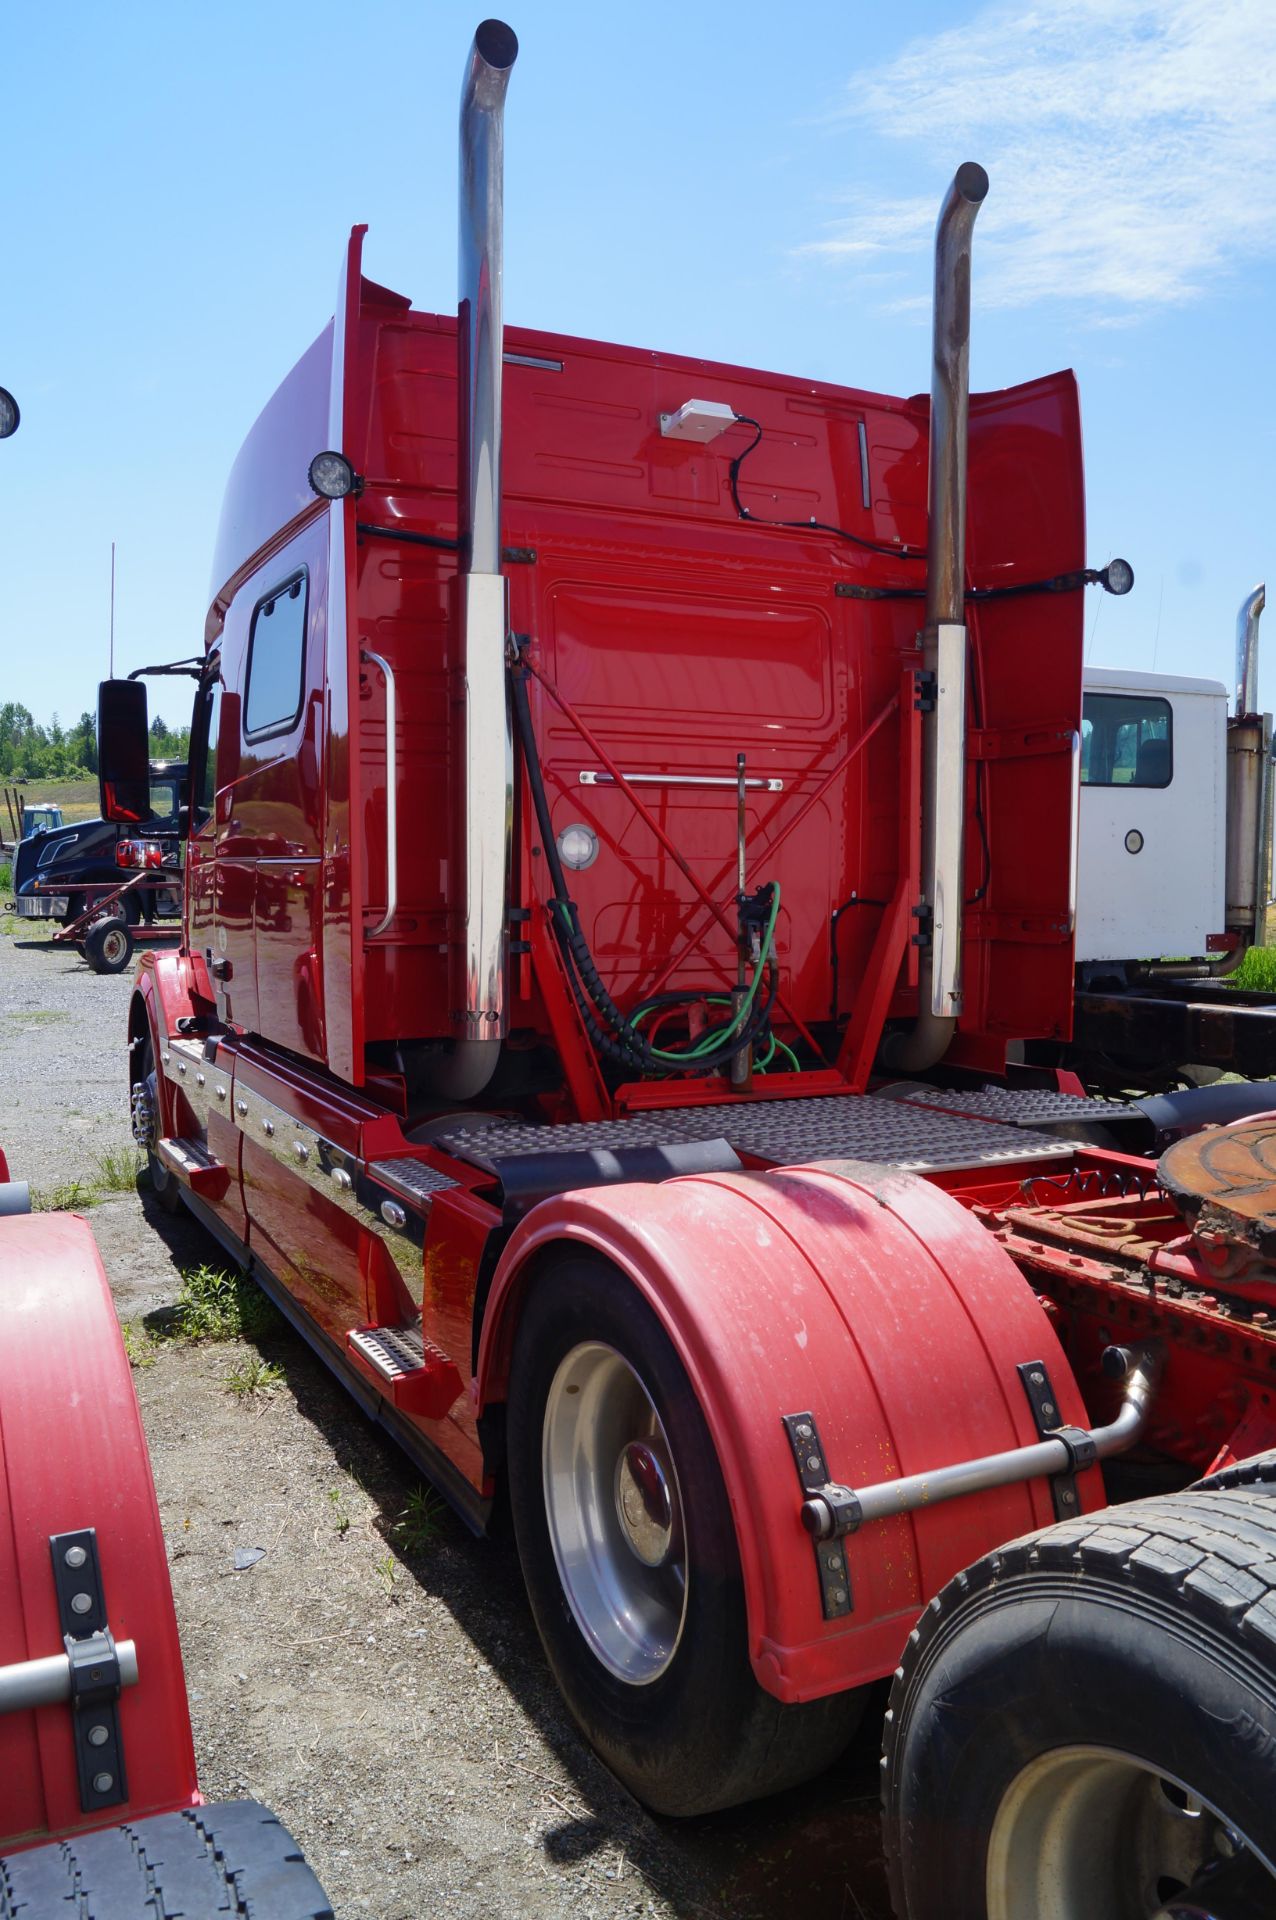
[0,1214,198,1847]
[477,1160,1101,1704]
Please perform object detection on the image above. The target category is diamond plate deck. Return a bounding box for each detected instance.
[883,1087,1141,1126]
[437,1095,1074,1175]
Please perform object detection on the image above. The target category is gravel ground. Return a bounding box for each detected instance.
[1,923,892,1920]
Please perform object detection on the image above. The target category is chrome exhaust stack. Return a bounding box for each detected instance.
[453,18,518,1095]
[1227,583,1271,955]
[883,161,988,1072]
[1236,582,1266,718]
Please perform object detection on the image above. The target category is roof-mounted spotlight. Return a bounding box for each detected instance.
[1100,557,1134,596]
[0,387,20,439]
[307,450,363,499]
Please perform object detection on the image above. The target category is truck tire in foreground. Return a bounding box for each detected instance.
[507,1253,864,1816]
[0,1800,333,1920]
[881,1488,1276,1918]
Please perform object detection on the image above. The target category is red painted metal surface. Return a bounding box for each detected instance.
[0,1214,198,1847]
[476,1162,1098,1703]
[195,257,1084,1104]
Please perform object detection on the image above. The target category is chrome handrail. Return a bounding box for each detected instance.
[361,649,397,937]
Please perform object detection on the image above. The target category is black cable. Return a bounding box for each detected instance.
[828,896,889,1025]
[727,415,927,563]
[356,522,460,553]
[839,565,1117,603]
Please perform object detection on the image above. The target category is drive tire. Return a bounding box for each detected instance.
[84,916,134,974]
[881,1488,1276,1919]
[0,1799,333,1919]
[137,1033,182,1215]
[507,1252,863,1816]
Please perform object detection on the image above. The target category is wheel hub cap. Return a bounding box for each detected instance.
[614,1440,674,1567]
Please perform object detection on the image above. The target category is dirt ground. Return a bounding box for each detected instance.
[1,925,892,1920]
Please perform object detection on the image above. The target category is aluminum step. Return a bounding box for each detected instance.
[155,1135,230,1201]
[346,1324,462,1420]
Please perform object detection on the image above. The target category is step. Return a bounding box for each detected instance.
[346,1323,462,1420]
[155,1136,230,1201]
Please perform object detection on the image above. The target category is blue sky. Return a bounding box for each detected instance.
[3,0,1272,733]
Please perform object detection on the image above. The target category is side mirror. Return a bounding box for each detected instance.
[97,679,153,823]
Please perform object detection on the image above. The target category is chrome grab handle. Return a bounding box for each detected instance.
[0,1638,138,1716]
[1067,726,1082,934]
[361,649,397,937]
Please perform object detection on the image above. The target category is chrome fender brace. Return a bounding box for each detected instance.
[785,1342,1164,1621]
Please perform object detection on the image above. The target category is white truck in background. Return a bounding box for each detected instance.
[1069,584,1274,1088]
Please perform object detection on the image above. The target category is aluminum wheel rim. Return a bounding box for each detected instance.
[987,1744,1274,1919]
[542,1341,688,1685]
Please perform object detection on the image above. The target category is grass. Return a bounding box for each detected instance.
[157,1262,280,1343]
[93,1144,145,1192]
[224,1355,285,1399]
[31,1142,145,1212]
[120,1321,160,1370]
[1231,946,1276,993]
[374,1553,400,1601]
[391,1485,447,1556]
[33,1178,99,1213]
[4,1009,70,1024]
[327,1487,353,1536]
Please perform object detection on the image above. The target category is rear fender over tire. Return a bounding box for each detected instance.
[479,1160,1099,1707]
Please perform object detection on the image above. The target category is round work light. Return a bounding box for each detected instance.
[556,823,599,872]
[0,387,20,438]
[1101,557,1134,596]
[308,450,361,499]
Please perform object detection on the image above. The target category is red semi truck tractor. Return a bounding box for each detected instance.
[99,21,1276,1915]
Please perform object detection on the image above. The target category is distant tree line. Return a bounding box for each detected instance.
[0,704,190,783]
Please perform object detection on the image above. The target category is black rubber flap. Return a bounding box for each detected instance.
[492,1140,742,1224]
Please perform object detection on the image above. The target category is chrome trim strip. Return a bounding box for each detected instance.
[1067,727,1082,935]
[578,771,784,792]
[504,351,562,371]
[929,621,968,1017]
[360,648,398,936]
[857,419,870,511]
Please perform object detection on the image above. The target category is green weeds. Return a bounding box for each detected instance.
[327,1487,353,1536]
[1231,946,1276,993]
[224,1355,284,1399]
[93,1144,144,1192]
[161,1263,279,1343]
[33,1177,98,1212]
[391,1485,447,1556]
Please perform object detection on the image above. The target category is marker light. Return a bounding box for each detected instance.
[0,387,19,438]
[556,823,599,872]
[308,450,362,499]
[1101,557,1134,596]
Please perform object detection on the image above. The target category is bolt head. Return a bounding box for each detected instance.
[64,1545,87,1570]
[832,1587,847,1605]
[70,1591,93,1615]
[796,1422,812,1440]
[1042,1401,1057,1419]
[1030,1370,1045,1385]
[1061,1489,1076,1505]
[87,1723,110,1747]
[806,1454,821,1473]
[92,1771,114,1794]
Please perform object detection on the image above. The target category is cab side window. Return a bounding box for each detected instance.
[244,572,308,740]
[1081,694,1172,788]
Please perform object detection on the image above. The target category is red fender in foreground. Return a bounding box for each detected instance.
[0,1212,199,1847]
[478,1160,1102,1704]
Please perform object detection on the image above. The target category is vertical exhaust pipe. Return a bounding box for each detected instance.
[883,161,988,1073]
[452,18,518,1096]
[1236,583,1266,718]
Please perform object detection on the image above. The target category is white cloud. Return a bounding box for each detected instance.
[802,0,1276,314]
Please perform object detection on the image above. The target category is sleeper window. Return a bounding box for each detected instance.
[244,572,308,739]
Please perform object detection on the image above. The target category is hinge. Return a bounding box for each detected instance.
[911,902,933,949]
[49,1529,129,1813]
[913,669,937,714]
